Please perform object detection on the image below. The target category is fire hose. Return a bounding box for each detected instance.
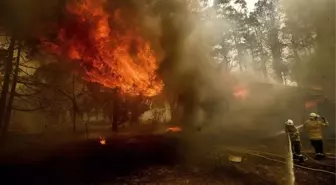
[301,152,336,168]
[227,147,336,175]
[244,152,336,175]
[230,147,335,168]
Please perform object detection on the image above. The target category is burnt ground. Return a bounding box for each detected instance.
[0,132,335,185]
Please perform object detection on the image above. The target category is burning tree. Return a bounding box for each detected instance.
[34,0,166,132]
[40,0,163,97]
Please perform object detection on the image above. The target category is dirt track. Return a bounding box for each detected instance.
[0,133,334,185]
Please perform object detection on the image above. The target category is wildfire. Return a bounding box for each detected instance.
[233,85,248,100]
[41,0,163,96]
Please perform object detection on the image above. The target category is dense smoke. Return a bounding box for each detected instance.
[137,0,231,130]
[139,0,290,133]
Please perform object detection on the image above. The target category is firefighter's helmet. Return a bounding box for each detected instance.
[285,119,294,126]
[309,113,318,118]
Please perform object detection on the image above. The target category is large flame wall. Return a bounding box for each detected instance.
[41,0,163,97]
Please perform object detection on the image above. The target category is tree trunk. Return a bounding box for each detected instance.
[217,46,230,73]
[112,122,118,132]
[237,51,245,72]
[261,55,268,79]
[72,103,77,132]
[72,74,77,132]
[233,31,245,72]
[290,32,304,87]
[168,93,180,125]
[2,41,21,135]
[0,37,15,129]
[269,28,283,83]
[217,55,229,73]
[112,100,119,133]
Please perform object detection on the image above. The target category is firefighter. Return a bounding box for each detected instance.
[285,119,304,162]
[304,112,329,159]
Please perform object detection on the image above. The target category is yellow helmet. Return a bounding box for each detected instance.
[309,113,317,118]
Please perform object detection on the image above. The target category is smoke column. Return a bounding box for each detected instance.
[145,0,230,129]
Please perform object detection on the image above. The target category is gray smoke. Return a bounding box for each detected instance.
[137,0,230,129]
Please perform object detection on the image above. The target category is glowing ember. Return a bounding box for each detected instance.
[41,0,163,96]
[99,136,106,145]
[233,85,248,100]
[166,126,182,132]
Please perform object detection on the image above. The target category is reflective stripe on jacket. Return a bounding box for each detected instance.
[304,118,328,140]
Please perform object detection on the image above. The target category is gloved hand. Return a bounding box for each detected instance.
[317,115,326,121]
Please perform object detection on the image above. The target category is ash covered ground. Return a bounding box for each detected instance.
[0,131,334,185]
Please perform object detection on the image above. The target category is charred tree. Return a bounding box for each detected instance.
[2,41,21,135]
[111,101,119,133]
[111,95,127,133]
[269,27,284,83]
[71,74,77,132]
[0,37,15,131]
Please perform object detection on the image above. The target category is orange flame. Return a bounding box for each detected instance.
[233,85,248,100]
[41,0,163,97]
[99,136,106,145]
[166,126,182,132]
[305,99,319,110]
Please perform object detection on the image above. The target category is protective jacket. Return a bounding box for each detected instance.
[304,118,329,140]
[285,125,300,141]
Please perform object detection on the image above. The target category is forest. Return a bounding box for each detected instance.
[0,0,334,135]
[0,0,335,184]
